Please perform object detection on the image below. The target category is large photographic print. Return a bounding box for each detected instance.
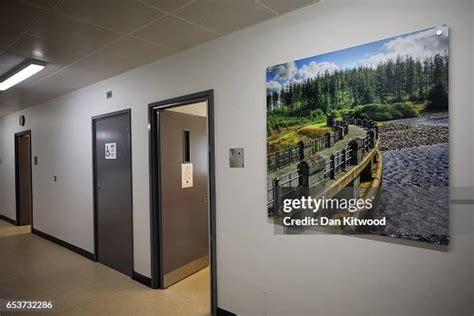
[266,26,449,244]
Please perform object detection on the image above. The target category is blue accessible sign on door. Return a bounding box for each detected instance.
[105,143,117,160]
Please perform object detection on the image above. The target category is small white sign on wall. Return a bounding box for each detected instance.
[105,143,117,160]
[181,163,193,188]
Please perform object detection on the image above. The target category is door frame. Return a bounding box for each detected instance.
[14,130,33,227]
[148,90,217,315]
[91,109,134,275]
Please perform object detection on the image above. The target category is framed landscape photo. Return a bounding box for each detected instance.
[266,26,449,245]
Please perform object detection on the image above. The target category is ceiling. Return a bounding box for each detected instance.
[167,101,207,117]
[0,0,318,117]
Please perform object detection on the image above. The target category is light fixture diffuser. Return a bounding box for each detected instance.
[0,60,45,91]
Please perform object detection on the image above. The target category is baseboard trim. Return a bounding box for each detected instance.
[217,307,236,316]
[132,271,152,287]
[32,228,94,260]
[0,214,17,225]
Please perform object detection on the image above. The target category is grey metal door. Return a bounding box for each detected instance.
[160,109,209,287]
[93,111,133,276]
[16,133,32,226]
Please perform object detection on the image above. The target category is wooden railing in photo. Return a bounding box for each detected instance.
[267,117,378,216]
[267,123,350,173]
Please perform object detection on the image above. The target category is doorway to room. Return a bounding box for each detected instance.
[15,130,32,226]
[149,90,217,315]
[92,110,133,276]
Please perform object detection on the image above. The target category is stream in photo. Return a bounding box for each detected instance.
[370,112,449,244]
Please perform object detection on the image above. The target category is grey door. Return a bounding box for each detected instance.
[160,109,209,287]
[93,111,133,276]
[16,133,32,226]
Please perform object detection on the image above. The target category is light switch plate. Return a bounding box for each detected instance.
[229,148,244,168]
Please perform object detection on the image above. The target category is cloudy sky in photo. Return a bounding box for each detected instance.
[266,26,449,94]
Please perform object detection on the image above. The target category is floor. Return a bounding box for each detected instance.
[0,220,210,316]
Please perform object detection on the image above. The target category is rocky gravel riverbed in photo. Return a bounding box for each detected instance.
[378,112,448,151]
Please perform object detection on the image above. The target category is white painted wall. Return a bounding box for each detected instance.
[470,0,474,311]
[0,0,472,314]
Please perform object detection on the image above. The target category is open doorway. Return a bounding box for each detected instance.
[15,130,32,227]
[149,90,217,315]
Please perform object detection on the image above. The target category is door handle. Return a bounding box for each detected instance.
[202,194,208,204]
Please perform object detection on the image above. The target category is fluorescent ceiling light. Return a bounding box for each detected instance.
[0,61,45,91]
